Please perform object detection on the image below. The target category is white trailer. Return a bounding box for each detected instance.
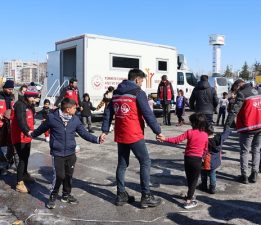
[46,34,196,110]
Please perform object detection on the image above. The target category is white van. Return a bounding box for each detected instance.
[208,76,228,98]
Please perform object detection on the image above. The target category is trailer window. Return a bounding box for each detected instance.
[216,77,227,86]
[177,72,184,85]
[157,60,168,71]
[112,56,139,69]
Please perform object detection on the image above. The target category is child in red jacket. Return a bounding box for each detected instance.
[157,112,208,209]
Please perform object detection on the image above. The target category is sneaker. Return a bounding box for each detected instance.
[249,172,258,183]
[115,191,135,206]
[140,193,162,208]
[238,175,249,184]
[45,136,50,142]
[16,181,28,193]
[23,173,35,182]
[61,194,79,204]
[46,194,56,209]
[184,200,198,209]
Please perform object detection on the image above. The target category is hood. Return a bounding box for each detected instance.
[115,80,140,95]
[197,80,210,90]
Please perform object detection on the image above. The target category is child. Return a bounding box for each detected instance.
[11,85,39,193]
[200,126,230,194]
[175,89,189,126]
[157,113,208,209]
[37,99,51,142]
[31,98,104,209]
[216,92,229,126]
[81,93,96,133]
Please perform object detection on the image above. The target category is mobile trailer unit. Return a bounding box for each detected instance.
[47,34,178,111]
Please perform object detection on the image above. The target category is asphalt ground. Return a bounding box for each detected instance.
[0,112,261,225]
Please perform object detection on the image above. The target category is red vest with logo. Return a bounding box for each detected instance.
[236,95,261,132]
[64,88,79,105]
[113,92,144,144]
[0,99,14,127]
[159,82,172,101]
[11,108,34,144]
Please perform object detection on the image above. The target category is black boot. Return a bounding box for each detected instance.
[115,191,135,206]
[209,185,216,194]
[249,172,258,183]
[198,182,208,192]
[140,193,162,208]
[238,175,249,184]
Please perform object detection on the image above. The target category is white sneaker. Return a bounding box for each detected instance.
[45,137,50,142]
[75,144,80,153]
[184,200,198,209]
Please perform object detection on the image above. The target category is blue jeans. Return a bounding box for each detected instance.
[116,139,151,194]
[201,169,216,187]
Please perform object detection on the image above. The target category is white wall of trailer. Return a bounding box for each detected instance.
[83,35,177,107]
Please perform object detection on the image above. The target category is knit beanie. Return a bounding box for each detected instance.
[24,85,39,97]
[3,80,14,89]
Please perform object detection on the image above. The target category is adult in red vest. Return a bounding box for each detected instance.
[0,80,16,175]
[101,69,163,208]
[157,75,174,125]
[11,85,39,193]
[225,79,261,184]
[54,78,81,108]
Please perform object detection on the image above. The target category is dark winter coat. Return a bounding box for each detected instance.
[31,109,99,157]
[81,101,96,117]
[203,129,230,170]
[189,80,219,114]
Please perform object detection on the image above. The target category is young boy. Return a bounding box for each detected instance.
[31,98,104,209]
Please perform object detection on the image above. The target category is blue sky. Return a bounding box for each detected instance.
[0,0,260,74]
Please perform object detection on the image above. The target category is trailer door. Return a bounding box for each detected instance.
[47,51,60,96]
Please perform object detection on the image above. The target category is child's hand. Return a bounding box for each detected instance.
[156,133,166,142]
[99,133,106,144]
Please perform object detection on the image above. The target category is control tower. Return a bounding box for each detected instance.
[209,34,225,74]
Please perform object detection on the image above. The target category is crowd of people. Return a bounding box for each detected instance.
[0,69,260,210]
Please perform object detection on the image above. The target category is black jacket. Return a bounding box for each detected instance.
[81,101,96,117]
[189,80,219,114]
[32,109,99,157]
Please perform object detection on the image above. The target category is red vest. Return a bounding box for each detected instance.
[11,108,34,144]
[0,99,14,127]
[236,95,261,132]
[64,89,79,105]
[159,83,172,101]
[113,93,144,144]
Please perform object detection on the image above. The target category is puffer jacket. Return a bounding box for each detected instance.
[189,80,219,114]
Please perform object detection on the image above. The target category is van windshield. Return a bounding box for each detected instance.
[186,73,197,86]
[216,77,227,86]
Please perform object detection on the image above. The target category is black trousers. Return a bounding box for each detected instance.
[176,108,184,123]
[51,154,77,196]
[14,142,31,182]
[162,103,171,125]
[184,156,202,200]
